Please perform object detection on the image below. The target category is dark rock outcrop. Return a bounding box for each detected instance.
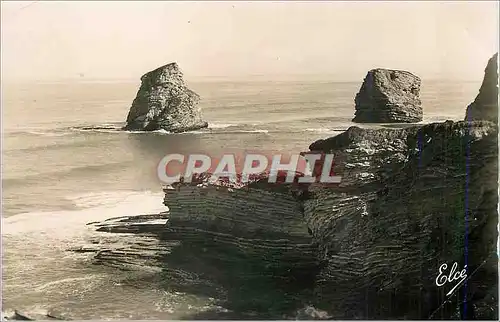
[2,310,68,321]
[124,63,208,133]
[305,120,498,319]
[465,53,498,123]
[353,69,422,123]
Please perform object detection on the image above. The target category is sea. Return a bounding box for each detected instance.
[1,78,480,319]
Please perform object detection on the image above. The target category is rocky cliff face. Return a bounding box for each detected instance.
[353,69,422,123]
[124,63,208,133]
[81,119,497,319]
[305,121,497,319]
[161,182,321,316]
[465,53,498,123]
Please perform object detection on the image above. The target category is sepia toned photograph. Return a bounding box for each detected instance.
[1,1,499,320]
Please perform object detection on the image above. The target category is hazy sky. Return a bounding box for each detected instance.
[1,1,498,81]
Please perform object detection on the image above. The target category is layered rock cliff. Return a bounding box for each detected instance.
[80,119,498,319]
[465,53,498,123]
[124,63,208,133]
[353,69,422,123]
[161,182,321,316]
[78,59,498,320]
[305,121,498,319]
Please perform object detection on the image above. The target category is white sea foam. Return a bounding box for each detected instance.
[176,130,205,134]
[173,128,269,134]
[238,129,269,133]
[208,122,236,129]
[25,131,73,137]
[304,128,341,134]
[71,127,173,135]
[65,124,274,135]
[2,190,167,237]
[121,129,172,134]
[3,128,73,137]
[153,129,171,134]
[33,276,99,292]
[2,191,167,309]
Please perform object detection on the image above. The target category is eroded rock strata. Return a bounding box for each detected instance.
[162,180,321,316]
[305,120,498,319]
[79,120,498,319]
[465,53,499,123]
[124,63,208,133]
[353,69,423,123]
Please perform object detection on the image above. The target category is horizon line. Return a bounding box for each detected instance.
[1,74,484,84]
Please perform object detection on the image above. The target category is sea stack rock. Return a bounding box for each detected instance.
[353,69,422,123]
[465,53,498,123]
[124,63,208,132]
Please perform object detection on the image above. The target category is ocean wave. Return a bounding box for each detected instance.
[303,128,343,134]
[71,126,178,135]
[25,131,73,137]
[124,129,172,134]
[6,123,348,139]
[2,160,135,187]
[422,115,462,123]
[3,190,167,237]
[68,126,271,135]
[65,191,168,211]
[208,122,237,129]
[4,129,74,137]
[33,276,100,292]
[176,130,206,134]
[2,190,169,319]
[161,128,270,135]
[209,129,270,134]
[236,129,269,133]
